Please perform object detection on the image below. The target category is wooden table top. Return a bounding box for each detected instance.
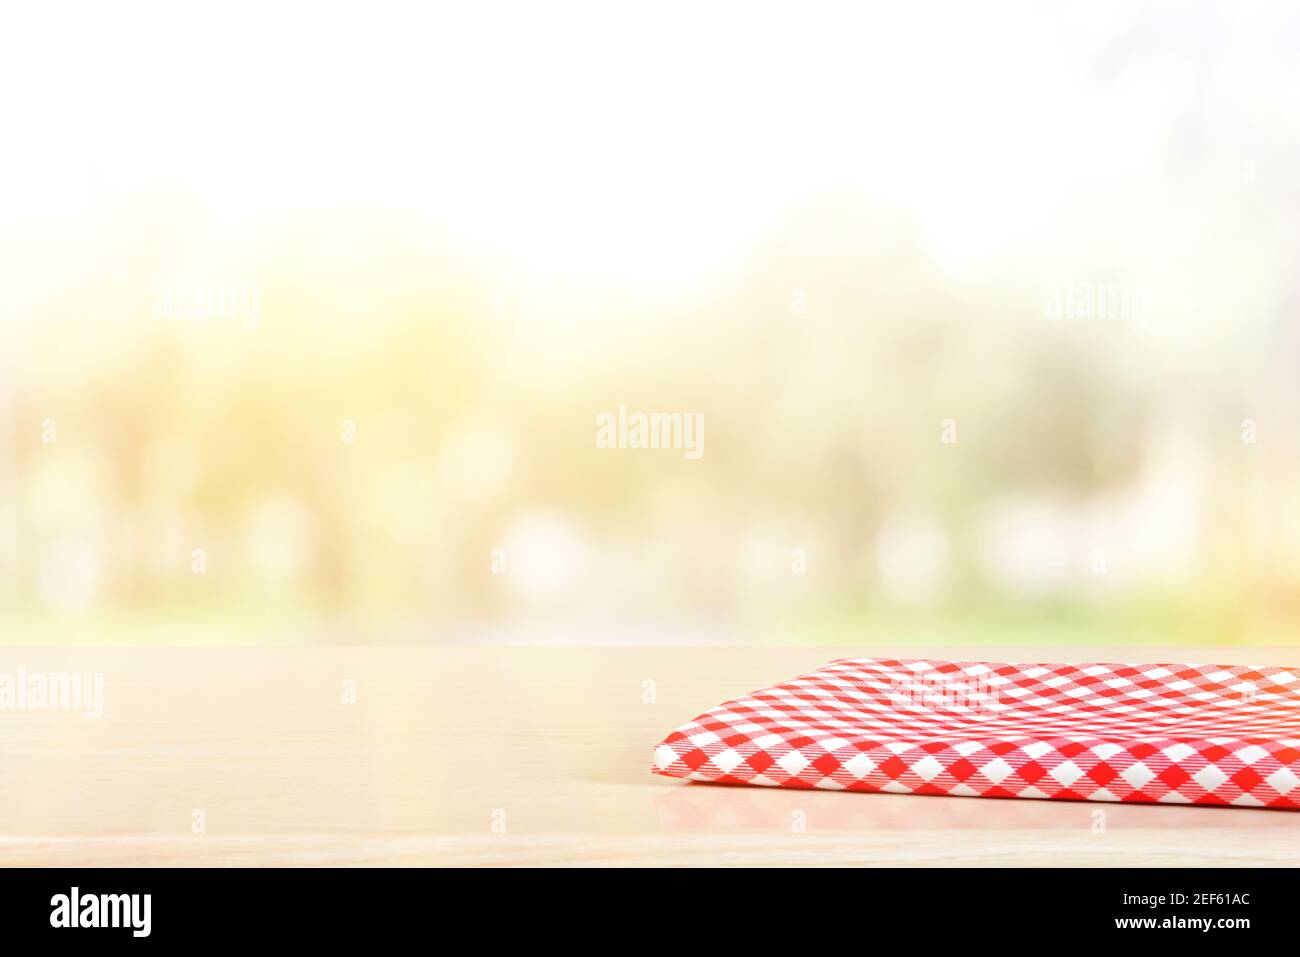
[0,644,1296,867]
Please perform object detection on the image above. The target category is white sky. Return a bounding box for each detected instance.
[1,0,1298,285]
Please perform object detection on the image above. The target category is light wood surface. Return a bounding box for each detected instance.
[0,644,1296,867]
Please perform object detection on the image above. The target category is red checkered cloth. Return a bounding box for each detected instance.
[653,657,1300,808]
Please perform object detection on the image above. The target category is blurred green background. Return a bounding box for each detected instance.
[2,2,1298,648]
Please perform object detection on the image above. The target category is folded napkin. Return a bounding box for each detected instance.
[653,657,1300,808]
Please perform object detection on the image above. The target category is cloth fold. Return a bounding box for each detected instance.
[652,657,1300,808]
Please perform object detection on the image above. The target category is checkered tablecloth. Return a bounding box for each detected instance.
[652,657,1300,808]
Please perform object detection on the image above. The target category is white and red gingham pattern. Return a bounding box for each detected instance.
[652,657,1300,809]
